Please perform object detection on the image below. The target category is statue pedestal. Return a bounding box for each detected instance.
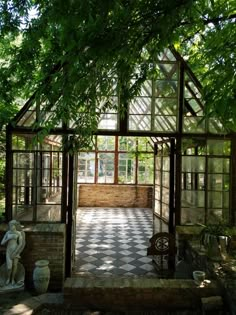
[0,282,24,294]
[0,262,25,292]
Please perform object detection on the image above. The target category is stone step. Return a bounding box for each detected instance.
[64,276,222,312]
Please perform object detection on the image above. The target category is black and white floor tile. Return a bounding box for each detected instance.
[74,207,157,277]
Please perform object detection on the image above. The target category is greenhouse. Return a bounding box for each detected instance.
[4,48,236,281]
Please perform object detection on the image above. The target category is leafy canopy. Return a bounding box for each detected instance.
[0,0,235,146]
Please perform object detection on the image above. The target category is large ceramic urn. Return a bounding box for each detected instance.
[33,260,50,294]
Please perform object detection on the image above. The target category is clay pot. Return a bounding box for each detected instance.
[33,260,50,294]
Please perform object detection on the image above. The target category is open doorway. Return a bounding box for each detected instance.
[72,135,175,277]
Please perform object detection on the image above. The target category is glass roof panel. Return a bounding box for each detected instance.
[12,49,229,138]
[129,97,151,115]
[183,117,206,133]
[139,80,152,96]
[155,80,178,97]
[16,110,36,127]
[157,49,177,62]
[154,115,176,132]
[155,98,177,115]
[156,63,178,80]
[129,115,151,131]
[208,118,227,134]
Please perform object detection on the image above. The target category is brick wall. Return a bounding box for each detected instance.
[78,184,153,208]
[0,223,66,291]
[64,277,221,311]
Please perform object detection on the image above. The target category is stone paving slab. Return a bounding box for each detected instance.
[1,292,64,315]
[0,290,32,314]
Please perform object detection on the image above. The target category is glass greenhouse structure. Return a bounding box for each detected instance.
[5,48,236,245]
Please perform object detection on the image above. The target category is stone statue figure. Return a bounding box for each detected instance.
[0,220,26,291]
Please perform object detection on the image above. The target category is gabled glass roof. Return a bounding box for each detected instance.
[11,48,227,136]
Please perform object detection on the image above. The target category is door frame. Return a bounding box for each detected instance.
[153,138,175,234]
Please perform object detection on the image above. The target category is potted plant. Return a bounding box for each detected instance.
[199,222,231,261]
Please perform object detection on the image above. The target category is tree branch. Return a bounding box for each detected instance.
[181,12,236,26]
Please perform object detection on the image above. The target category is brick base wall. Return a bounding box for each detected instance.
[78,184,153,208]
[64,277,221,311]
[0,223,66,291]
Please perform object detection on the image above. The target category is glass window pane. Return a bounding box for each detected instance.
[181,190,205,208]
[98,153,114,183]
[119,137,136,151]
[208,174,229,191]
[154,199,161,216]
[181,207,205,225]
[138,154,153,184]
[97,136,115,151]
[98,113,118,130]
[181,173,205,190]
[162,172,169,188]
[13,169,33,186]
[181,139,207,155]
[137,138,153,151]
[162,203,169,220]
[13,186,33,205]
[182,156,205,172]
[12,136,26,150]
[37,205,61,221]
[12,205,33,221]
[163,157,170,171]
[207,208,229,224]
[118,153,135,184]
[162,187,169,204]
[183,117,205,133]
[208,192,222,208]
[37,187,62,204]
[208,158,230,173]
[155,170,161,185]
[223,192,229,208]
[13,153,34,168]
[78,153,95,183]
[207,140,231,156]
[186,99,203,114]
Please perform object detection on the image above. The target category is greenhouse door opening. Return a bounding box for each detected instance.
[153,139,175,235]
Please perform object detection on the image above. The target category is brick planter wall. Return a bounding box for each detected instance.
[0,223,66,291]
[176,225,236,314]
[78,184,153,208]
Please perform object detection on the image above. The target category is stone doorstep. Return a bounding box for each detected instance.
[64,277,222,311]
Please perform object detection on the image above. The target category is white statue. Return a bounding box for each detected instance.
[0,220,25,290]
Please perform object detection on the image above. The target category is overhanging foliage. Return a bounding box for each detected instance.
[0,0,235,145]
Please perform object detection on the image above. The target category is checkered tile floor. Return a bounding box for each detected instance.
[74,207,157,277]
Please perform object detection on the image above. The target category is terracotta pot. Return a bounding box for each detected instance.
[33,260,50,294]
